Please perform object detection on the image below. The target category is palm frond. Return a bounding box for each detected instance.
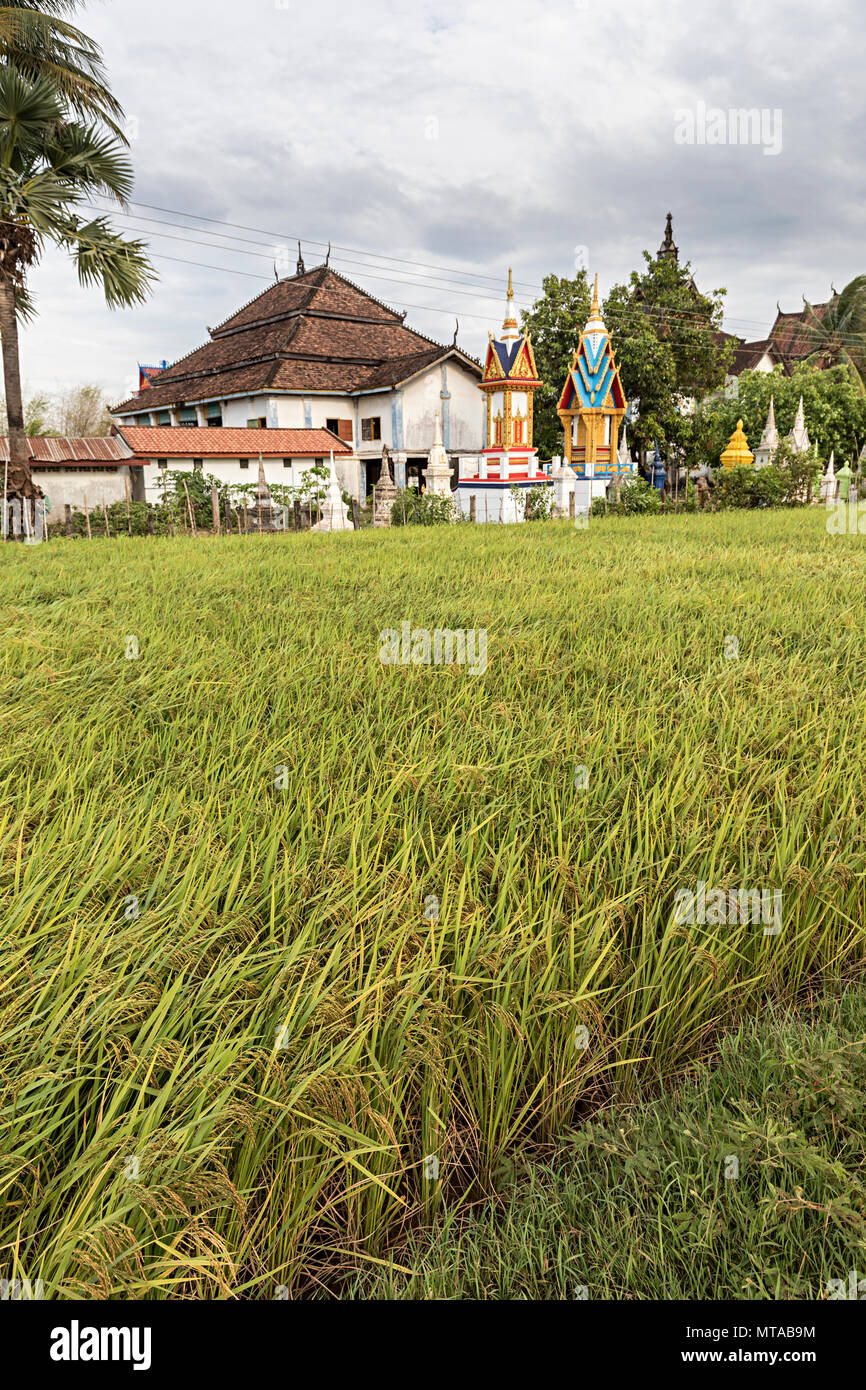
[0,3,126,136]
[59,214,156,307]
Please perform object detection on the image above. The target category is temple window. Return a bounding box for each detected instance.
[361,417,382,441]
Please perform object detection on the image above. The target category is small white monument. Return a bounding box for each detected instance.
[549,453,576,518]
[423,410,453,498]
[312,451,353,531]
[820,450,837,504]
[754,396,780,469]
[787,395,811,455]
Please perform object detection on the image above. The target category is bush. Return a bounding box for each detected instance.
[390,489,461,525]
[592,475,661,516]
[509,483,554,521]
[714,465,785,509]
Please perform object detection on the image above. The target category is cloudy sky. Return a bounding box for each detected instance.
[19,0,866,406]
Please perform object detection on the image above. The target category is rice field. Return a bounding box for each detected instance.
[1,509,865,1298]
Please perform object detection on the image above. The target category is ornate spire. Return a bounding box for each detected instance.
[759,395,779,450]
[658,212,678,262]
[501,267,519,341]
[788,395,810,454]
[617,422,631,472]
[584,273,607,345]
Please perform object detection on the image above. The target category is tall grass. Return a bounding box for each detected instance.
[1,510,864,1297]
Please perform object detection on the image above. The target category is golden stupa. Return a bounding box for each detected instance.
[720,419,754,470]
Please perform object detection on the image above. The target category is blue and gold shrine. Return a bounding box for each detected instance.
[556,275,628,481]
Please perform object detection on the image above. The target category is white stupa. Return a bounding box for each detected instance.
[753,396,779,468]
[820,450,837,504]
[550,453,576,517]
[787,395,811,455]
[312,451,353,531]
[423,409,453,498]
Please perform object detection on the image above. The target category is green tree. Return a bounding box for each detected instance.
[0,1,125,134]
[802,276,866,394]
[695,363,866,472]
[0,388,51,432]
[0,68,153,501]
[519,270,590,457]
[603,251,731,456]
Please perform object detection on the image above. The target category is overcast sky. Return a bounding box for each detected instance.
[18,0,866,406]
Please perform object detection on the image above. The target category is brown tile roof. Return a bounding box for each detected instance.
[113,265,481,413]
[770,300,834,362]
[116,426,351,458]
[0,435,129,465]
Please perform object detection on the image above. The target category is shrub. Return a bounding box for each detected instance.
[592,475,661,516]
[390,489,461,525]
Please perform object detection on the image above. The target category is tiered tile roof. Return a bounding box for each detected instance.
[114,265,480,414]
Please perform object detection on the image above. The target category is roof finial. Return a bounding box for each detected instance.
[325,241,331,267]
[658,211,678,262]
[591,272,599,314]
[451,317,459,347]
[501,266,519,340]
[296,241,305,275]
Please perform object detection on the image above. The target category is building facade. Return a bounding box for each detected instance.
[112,262,483,499]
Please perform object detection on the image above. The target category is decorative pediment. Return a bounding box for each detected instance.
[483,342,506,381]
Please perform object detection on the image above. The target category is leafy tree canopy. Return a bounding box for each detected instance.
[602,251,731,455]
[695,362,866,471]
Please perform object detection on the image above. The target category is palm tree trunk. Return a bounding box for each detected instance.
[0,278,39,502]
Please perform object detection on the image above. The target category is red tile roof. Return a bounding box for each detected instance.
[112,265,480,413]
[0,435,129,465]
[116,426,351,458]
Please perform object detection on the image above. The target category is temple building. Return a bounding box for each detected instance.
[555,275,629,511]
[455,270,546,522]
[112,258,483,500]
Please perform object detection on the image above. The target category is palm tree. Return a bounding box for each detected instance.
[0,1,125,135]
[802,275,866,395]
[0,67,154,503]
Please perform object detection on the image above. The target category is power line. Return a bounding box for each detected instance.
[85,199,862,351]
[98,197,541,295]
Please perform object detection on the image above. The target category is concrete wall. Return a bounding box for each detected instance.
[34,468,129,512]
[136,454,362,503]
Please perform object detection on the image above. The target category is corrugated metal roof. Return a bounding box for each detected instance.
[0,436,129,465]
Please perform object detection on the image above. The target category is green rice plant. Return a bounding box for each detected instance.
[0,508,864,1298]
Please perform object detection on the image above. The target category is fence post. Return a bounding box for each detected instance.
[211,486,220,535]
[64,503,72,537]
[83,493,92,539]
[124,474,132,536]
[351,498,361,529]
[182,480,197,536]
